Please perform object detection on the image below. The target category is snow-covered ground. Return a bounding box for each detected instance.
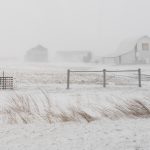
[0,119,150,150]
[0,63,150,149]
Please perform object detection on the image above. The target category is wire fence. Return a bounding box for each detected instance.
[66,69,142,89]
[0,69,145,90]
[0,72,14,90]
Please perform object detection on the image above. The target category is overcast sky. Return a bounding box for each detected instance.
[0,0,150,58]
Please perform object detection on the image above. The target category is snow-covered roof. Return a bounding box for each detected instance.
[105,36,150,58]
[27,45,48,53]
[32,45,47,51]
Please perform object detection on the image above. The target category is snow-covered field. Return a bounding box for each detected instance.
[0,63,150,150]
[0,119,150,150]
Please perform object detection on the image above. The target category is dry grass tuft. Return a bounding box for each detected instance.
[76,110,96,123]
[57,111,76,122]
[114,100,150,119]
[126,100,150,118]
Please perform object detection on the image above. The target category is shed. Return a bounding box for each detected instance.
[56,51,92,63]
[25,45,48,62]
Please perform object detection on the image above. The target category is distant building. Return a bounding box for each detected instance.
[102,36,150,64]
[25,45,48,62]
[56,51,92,63]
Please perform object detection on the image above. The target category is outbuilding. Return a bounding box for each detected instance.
[56,51,92,63]
[25,45,48,62]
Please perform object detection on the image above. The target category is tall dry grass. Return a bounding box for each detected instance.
[1,91,150,124]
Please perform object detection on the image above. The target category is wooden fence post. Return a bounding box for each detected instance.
[67,69,70,89]
[3,71,4,90]
[103,69,106,87]
[138,68,141,87]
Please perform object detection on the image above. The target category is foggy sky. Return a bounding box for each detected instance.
[0,0,150,58]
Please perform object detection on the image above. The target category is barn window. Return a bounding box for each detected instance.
[142,43,149,50]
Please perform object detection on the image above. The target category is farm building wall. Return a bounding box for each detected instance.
[114,57,121,64]
[136,37,150,63]
[119,51,136,64]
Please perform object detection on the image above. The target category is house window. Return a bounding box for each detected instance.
[142,43,149,51]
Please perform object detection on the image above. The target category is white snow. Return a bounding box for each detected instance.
[0,119,150,150]
[0,62,150,149]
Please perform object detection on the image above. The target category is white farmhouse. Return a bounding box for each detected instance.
[25,45,49,62]
[103,36,150,64]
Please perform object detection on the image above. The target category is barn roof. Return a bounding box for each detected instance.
[27,45,48,53]
[32,45,47,50]
[104,36,150,58]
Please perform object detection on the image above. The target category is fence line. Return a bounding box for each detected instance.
[105,70,139,72]
[70,71,103,73]
[67,68,142,89]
